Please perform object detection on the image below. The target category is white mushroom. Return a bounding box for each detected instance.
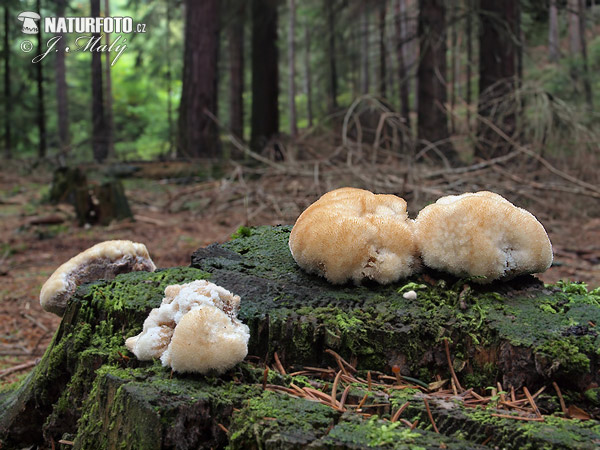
[289,187,418,284]
[125,280,250,374]
[40,240,156,315]
[414,191,553,282]
[17,11,41,34]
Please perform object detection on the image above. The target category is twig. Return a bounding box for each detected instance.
[443,339,464,393]
[331,370,342,408]
[0,360,38,379]
[491,413,544,422]
[423,398,439,433]
[273,352,286,375]
[523,386,542,418]
[391,402,410,423]
[552,382,568,416]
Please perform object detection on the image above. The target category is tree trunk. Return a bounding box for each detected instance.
[449,2,457,134]
[548,0,560,62]
[417,0,457,162]
[304,22,313,127]
[1,226,599,448]
[104,0,115,159]
[55,0,70,158]
[165,0,174,156]
[228,1,245,142]
[378,2,387,98]
[325,0,338,111]
[578,0,594,110]
[36,0,47,159]
[568,0,581,54]
[288,0,298,138]
[177,0,220,158]
[396,0,411,130]
[3,5,11,159]
[360,4,370,94]
[476,0,518,159]
[250,0,279,151]
[466,0,473,133]
[91,0,108,162]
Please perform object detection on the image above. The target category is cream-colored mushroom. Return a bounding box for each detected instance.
[125,280,249,374]
[40,240,156,316]
[289,187,418,284]
[414,191,553,282]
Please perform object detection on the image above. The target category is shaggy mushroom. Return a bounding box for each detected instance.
[125,280,250,374]
[289,187,418,284]
[40,240,156,315]
[414,191,553,282]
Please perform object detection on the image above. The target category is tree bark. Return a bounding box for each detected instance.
[378,2,387,98]
[104,0,115,159]
[177,0,220,158]
[548,0,560,63]
[55,0,70,158]
[417,0,457,162]
[228,1,245,142]
[476,0,518,159]
[396,0,411,130]
[3,5,11,159]
[165,0,173,156]
[466,0,473,133]
[360,4,370,94]
[91,0,108,162]
[250,0,279,151]
[325,0,338,111]
[36,0,47,159]
[578,0,594,110]
[568,0,581,54]
[304,22,313,127]
[288,0,298,138]
[449,2,457,134]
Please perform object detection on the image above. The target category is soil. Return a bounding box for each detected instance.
[0,161,598,384]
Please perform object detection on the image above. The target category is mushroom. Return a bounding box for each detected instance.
[40,240,156,316]
[414,191,553,282]
[289,187,418,284]
[17,11,41,34]
[125,280,250,374]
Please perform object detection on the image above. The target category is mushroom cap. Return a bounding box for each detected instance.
[18,11,41,20]
[161,306,250,374]
[414,191,553,282]
[125,280,249,374]
[289,187,418,284]
[40,240,156,316]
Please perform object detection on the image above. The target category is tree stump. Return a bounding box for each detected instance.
[1,226,599,449]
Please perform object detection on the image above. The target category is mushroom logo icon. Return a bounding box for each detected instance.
[17,11,41,34]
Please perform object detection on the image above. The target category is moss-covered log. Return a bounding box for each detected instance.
[0,225,599,449]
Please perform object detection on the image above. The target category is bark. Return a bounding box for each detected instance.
[228,1,245,142]
[325,0,338,111]
[417,0,457,162]
[165,0,173,155]
[3,5,11,159]
[549,0,560,63]
[55,0,70,157]
[360,4,370,94]
[449,2,457,134]
[36,0,47,159]
[104,0,115,159]
[378,2,387,98]
[396,0,411,130]
[568,0,581,54]
[288,0,298,138]
[1,226,599,448]
[579,0,594,110]
[91,0,108,162]
[476,0,518,159]
[303,22,313,127]
[466,0,473,132]
[250,0,279,151]
[177,0,220,158]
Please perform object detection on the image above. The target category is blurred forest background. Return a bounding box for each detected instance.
[0,0,600,378]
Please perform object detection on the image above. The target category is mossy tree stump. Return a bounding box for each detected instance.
[1,226,599,449]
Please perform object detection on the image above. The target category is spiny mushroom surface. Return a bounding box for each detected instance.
[40,240,156,316]
[414,191,553,282]
[289,187,418,284]
[125,280,250,374]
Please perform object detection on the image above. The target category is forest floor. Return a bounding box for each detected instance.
[0,156,598,384]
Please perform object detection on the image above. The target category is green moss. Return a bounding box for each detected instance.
[536,338,591,375]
